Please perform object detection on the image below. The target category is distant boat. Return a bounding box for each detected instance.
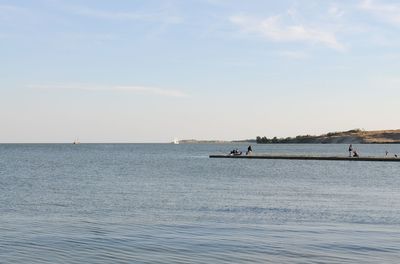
[173,138,179,144]
[73,138,80,144]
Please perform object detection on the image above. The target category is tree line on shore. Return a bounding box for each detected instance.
[256,135,316,144]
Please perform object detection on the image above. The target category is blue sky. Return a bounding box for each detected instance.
[1,0,400,142]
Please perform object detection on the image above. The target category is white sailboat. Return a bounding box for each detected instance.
[173,138,179,144]
[73,138,80,144]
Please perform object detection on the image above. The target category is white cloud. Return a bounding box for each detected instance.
[360,0,400,26]
[230,15,345,51]
[28,84,188,98]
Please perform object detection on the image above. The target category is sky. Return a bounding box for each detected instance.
[1,0,400,143]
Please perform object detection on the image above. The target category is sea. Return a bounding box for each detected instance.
[0,143,399,263]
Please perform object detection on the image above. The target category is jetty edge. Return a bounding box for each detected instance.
[209,154,400,162]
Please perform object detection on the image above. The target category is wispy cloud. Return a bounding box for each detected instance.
[360,0,400,26]
[69,6,183,24]
[29,84,188,98]
[0,4,31,20]
[230,15,345,51]
[0,4,21,12]
[328,4,345,19]
[379,76,400,87]
[366,75,400,93]
[279,50,309,60]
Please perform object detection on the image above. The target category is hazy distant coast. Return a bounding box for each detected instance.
[178,139,255,144]
[178,129,400,144]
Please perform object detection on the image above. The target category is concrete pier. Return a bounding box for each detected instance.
[209,154,400,162]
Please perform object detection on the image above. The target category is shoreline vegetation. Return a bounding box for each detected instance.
[179,129,400,144]
[256,129,400,144]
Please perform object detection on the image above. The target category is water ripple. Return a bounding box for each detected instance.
[1,143,400,263]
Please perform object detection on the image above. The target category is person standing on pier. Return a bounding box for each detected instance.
[348,144,353,157]
[246,145,252,155]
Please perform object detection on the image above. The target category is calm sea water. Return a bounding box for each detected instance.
[0,143,399,263]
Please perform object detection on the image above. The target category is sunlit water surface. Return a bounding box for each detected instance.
[1,144,399,263]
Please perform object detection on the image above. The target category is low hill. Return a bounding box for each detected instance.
[256,129,400,144]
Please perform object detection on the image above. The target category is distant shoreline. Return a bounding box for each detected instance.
[178,129,400,144]
[177,139,255,144]
[0,141,400,144]
[1,129,400,144]
[255,129,400,144]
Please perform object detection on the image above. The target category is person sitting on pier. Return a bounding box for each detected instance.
[353,150,359,158]
[230,149,242,156]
